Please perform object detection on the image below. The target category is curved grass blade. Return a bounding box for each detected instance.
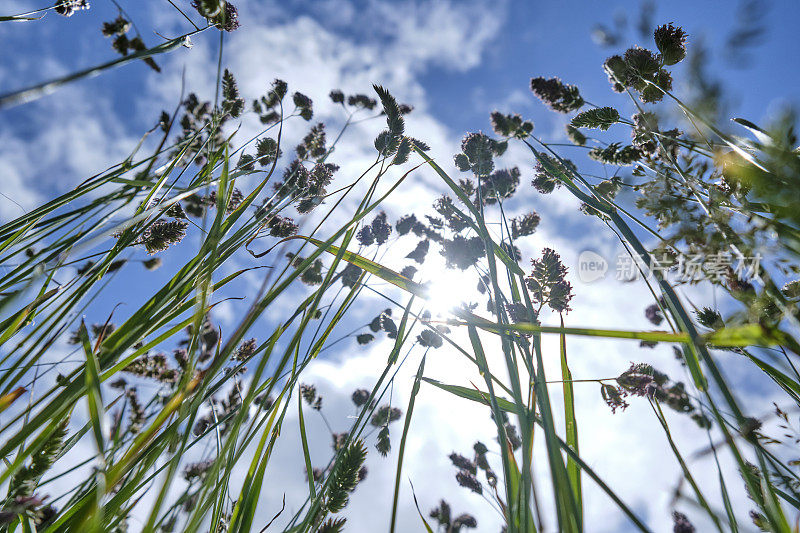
[389,354,426,533]
[0,32,201,109]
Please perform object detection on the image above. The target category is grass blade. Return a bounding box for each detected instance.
[559,316,582,528]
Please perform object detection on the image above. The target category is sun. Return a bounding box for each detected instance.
[418,263,482,318]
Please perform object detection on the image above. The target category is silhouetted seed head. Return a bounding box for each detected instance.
[90,323,115,338]
[111,35,129,57]
[193,1,239,31]
[162,200,186,220]
[55,0,90,16]
[453,514,478,529]
[332,433,348,451]
[434,196,469,232]
[143,258,162,271]
[490,111,533,139]
[511,212,540,239]
[641,69,672,103]
[101,16,130,36]
[505,302,532,324]
[455,470,483,495]
[454,132,505,176]
[474,447,491,472]
[725,267,754,294]
[233,338,257,362]
[532,155,575,194]
[370,406,402,427]
[292,92,313,120]
[340,263,363,288]
[417,329,444,349]
[406,239,430,264]
[645,303,664,325]
[571,107,621,131]
[623,46,661,79]
[655,382,695,414]
[504,422,522,450]
[254,392,274,409]
[526,248,573,313]
[368,311,384,333]
[441,235,485,270]
[631,112,659,153]
[300,384,317,405]
[691,413,712,429]
[124,353,179,383]
[671,511,695,533]
[603,55,629,92]
[206,188,243,214]
[356,225,374,246]
[183,460,214,481]
[395,214,417,235]
[430,500,452,526]
[267,216,298,237]
[298,259,323,285]
[370,211,392,244]
[221,69,245,117]
[141,220,188,254]
[184,194,206,217]
[601,383,629,413]
[588,143,642,166]
[448,453,477,475]
[376,426,390,456]
[565,124,587,146]
[329,89,345,104]
[473,441,488,456]
[296,123,327,160]
[347,94,377,110]
[739,417,762,442]
[380,314,398,339]
[356,333,374,345]
[654,23,687,66]
[351,389,370,407]
[400,265,417,279]
[318,517,347,532]
[616,363,657,397]
[481,167,520,205]
[529,77,584,113]
[107,259,126,272]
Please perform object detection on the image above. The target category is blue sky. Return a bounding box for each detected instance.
[1,0,798,531]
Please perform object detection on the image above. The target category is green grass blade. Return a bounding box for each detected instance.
[559,317,582,528]
[389,354,426,533]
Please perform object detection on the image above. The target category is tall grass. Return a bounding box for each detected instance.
[0,2,799,532]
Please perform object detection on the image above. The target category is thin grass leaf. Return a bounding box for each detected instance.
[389,355,425,533]
[409,481,435,533]
[559,317,582,527]
[0,32,202,109]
